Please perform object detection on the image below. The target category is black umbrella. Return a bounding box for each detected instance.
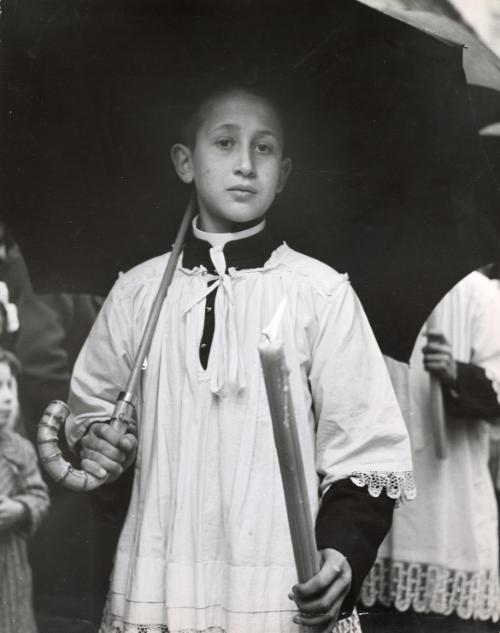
[369,7,500,183]
[360,6,500,93]
[2,0,500,363]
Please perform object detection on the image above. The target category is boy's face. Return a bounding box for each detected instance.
[172,90,292,232]
[0,362,17,432]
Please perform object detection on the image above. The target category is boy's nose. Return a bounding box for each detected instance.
[234,146,256,177]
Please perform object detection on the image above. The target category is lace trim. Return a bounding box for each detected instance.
[103,626,223,633]
[100,606,362,633]
[100,620,360,633]
[350,471,416,502]
[336,609,361,633]
[360,558,500,622]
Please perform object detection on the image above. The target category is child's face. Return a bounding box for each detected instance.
[0,362,17,432]
[172,90,292,232]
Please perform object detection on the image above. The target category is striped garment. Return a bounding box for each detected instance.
[0,430,50,633]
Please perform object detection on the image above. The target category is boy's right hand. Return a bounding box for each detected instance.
[79,422,138,484]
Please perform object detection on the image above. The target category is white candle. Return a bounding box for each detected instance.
[259,331,320,583]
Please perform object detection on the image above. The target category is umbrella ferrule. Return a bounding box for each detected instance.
[117,390,137,407]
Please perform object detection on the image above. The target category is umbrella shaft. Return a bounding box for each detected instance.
[120,195,195,403]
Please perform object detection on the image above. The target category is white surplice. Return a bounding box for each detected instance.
[66,243,414,633]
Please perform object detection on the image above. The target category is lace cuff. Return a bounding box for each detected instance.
[350,471,416,502]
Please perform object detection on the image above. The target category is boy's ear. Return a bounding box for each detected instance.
[171,143,194,184]
[276,157,293,194]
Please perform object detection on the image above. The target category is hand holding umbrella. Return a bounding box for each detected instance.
[78,421,138,484]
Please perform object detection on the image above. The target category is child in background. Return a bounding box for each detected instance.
[0,348,50,633]
[67,81,414,633]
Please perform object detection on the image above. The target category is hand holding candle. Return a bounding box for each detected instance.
[291,548,352,629]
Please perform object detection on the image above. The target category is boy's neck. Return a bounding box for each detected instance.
[192,215,266,248]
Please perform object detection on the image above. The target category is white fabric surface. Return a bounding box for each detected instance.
[362,271,500,621]
[66,243,412,633]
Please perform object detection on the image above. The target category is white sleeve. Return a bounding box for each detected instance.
[310,280,415,501]
[65,277,134,446]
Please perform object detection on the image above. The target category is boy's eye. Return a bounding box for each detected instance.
[215,138,234,149]
[256,142,273,154]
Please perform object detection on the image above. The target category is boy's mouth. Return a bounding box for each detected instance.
[227,185,257,194]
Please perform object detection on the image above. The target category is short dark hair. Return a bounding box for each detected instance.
[179,71,291,151]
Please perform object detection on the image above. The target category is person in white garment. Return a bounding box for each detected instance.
[360,270,500,633]
[65,79,414,633]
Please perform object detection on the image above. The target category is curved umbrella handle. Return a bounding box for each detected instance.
[37,400,102,491]
[37,395,134,491]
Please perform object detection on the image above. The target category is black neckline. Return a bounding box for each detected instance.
[182,225,281,273]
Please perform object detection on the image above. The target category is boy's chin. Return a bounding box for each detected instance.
[200,207,268,232]
[227,212,266,227]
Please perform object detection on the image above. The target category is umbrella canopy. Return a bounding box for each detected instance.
[366,6,500,128]
[360,5,500,90]
[2,0,500,362]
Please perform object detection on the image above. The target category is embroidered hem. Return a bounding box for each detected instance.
[360,558,500,622]
[100,605,362,633]
[350,471,416,502]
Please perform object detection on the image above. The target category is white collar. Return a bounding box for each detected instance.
[192,215,266,248]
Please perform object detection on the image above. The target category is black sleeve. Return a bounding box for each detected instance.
[315,477,395,618]
[443,361,500,420]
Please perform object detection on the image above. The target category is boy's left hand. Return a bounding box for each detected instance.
[291,548,352,631]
